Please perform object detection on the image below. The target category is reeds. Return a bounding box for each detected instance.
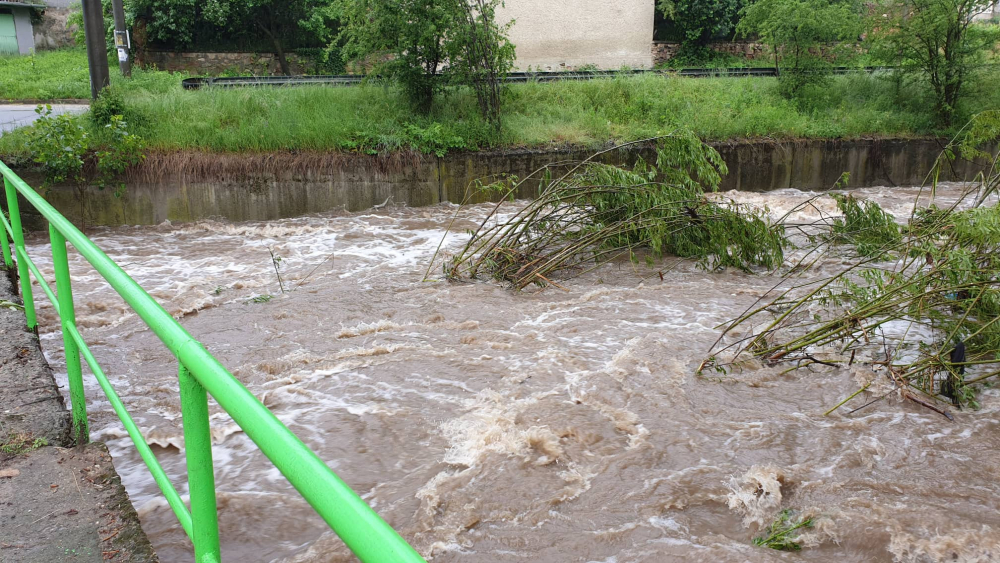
[703,110,1000,414]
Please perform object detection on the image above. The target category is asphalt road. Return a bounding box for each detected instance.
[0,104,88,135]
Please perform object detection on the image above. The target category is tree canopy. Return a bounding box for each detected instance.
[657,0,745,59]
[738,0,861,97]
[126,0,339,74]
[337,0,514,118]
[866,0,1000,125]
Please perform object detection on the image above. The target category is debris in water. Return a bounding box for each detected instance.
[753,509,814,551]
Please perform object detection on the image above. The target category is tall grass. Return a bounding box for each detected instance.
[2,48,999,156]
[0,48,92,100]
[0,48,177,100]
[102,72,1000,154]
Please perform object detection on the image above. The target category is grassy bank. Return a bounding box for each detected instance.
[0,48,94,100]
[0,48,181,101]
[2,49,1000,159]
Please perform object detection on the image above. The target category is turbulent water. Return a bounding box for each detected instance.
[24,184,1000,563]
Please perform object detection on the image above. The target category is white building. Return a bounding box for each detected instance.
[498,0,655,71]
[973,1,999,20]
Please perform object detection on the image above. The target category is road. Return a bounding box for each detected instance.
[0,104,88,135]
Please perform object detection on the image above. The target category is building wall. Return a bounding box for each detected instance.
[498,0,654,71]
[13,6,33,55]
[971,1,999,20]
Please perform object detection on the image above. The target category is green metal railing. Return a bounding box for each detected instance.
[1,161,426,563]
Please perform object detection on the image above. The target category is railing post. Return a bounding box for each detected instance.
[179,364,221,563]
[4,177,36,330]
[50,224,88,445]
[0,205,11,269]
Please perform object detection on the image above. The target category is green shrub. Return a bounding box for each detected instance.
[95,115,147,196]
[26,105,89,185]
[296,47,346,75]
[738,0,861,98]
[404,122,466,156]
[21,105,146,193]
[658,0,745,59]
[90,87,151,134]
[67,3,85,46]
[90,87,127,126]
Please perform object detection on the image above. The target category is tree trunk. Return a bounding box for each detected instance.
[256,11,291,76]
[272,35,291,76]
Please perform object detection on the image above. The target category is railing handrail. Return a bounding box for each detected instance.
[1,160,425,563]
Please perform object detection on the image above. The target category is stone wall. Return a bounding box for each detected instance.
[33,7,77,51]
[652,41,769,66]
[139,50,314,75]
[498,0,655,71]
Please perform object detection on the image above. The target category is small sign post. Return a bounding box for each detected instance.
[111,0,131,77]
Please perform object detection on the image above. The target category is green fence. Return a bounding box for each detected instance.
[1,162,426,563]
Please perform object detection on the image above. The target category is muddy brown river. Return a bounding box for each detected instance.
[23,184,1000,562]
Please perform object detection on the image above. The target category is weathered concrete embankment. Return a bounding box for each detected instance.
[0,268,157,562]
[23,137,985,227]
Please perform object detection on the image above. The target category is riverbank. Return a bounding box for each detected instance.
[19,136,990,227]
[0,268,157,562]
[3,49,1000,160]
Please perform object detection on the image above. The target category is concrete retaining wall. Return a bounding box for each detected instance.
[21,137,987,228]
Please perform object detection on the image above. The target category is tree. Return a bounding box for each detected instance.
[703,111,1000,411]
[235,0,338,75]
[737,0,861,98]
[126,0,210,46]
[338,0,461,112]
[337,0,514,118]
[452,0,515,130]
[867,0,1000,125]
[657,0,745,59]
[126,0,338,75]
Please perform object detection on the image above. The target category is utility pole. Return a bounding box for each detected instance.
[81,0,110,99]
[111,0,131,77]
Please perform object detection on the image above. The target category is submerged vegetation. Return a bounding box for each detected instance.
[828,193,902,259]
[753,510,814,551]
[703,110,1000,414]
[434,110,1000,414]
[436,133,785,290]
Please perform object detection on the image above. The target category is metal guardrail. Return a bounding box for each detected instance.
[0,161,426,563]
[181,66,894,90]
